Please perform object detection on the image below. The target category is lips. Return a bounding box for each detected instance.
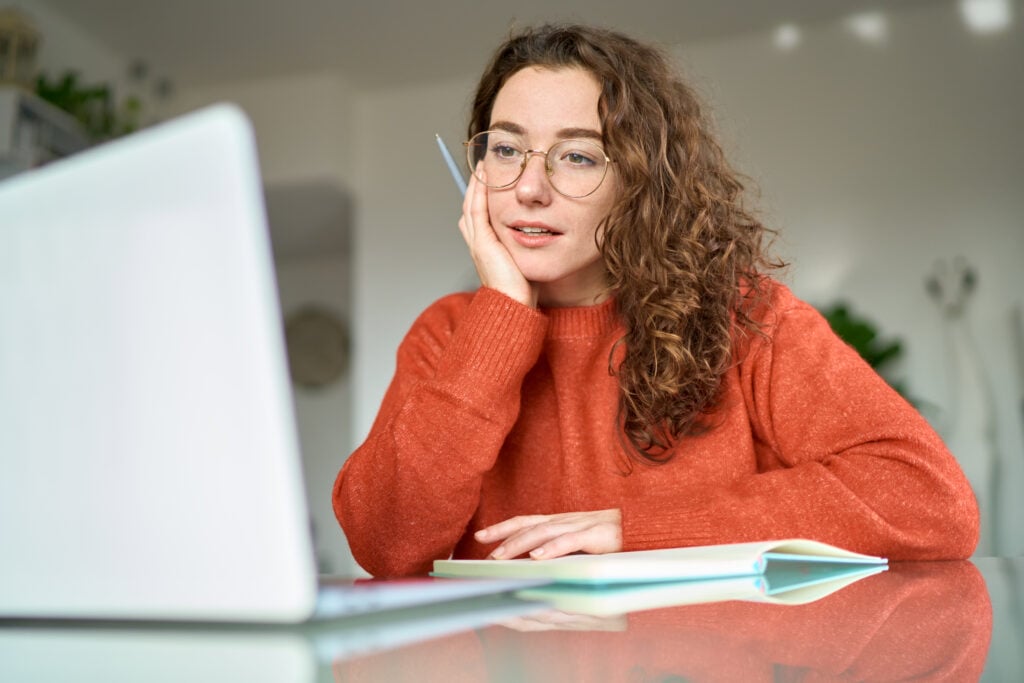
[508,221,562,236]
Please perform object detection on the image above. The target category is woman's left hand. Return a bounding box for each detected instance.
[474,509,622,560]
[458,164,537,307]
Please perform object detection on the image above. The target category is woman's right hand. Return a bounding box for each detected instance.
[458,165,537,307]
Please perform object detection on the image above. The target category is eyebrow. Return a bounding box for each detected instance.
[490,120,604,142]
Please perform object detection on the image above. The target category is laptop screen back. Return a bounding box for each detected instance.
[0,105,319,622]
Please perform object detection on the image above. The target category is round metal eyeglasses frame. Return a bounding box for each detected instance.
[463,131,614,199]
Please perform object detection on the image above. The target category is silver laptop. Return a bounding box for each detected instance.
[0,104,539,623]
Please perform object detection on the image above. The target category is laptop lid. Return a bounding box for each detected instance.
[0,104,320,622]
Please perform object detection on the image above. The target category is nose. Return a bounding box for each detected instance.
[514,151,554,205]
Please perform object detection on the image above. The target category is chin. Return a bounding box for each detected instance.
[512,264,565,284]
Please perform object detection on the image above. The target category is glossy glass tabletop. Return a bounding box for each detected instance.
[2,557,1020,682]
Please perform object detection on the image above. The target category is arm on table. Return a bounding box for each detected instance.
[621,289,979,559]
[333,288,547,577]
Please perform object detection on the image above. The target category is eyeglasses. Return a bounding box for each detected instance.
[464,130,613,198]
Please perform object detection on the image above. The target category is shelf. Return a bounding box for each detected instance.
[0,84,89,180]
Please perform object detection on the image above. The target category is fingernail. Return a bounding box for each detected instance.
[530,547,545,559]
[490,546,505,559]
[475,529,489,540]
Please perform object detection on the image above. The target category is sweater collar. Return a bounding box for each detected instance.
[541,296,620,339]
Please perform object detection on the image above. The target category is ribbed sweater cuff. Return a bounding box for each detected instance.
[435,287,547,389]
[620,503,715,551]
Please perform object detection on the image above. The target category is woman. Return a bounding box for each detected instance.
[333,24,979,577]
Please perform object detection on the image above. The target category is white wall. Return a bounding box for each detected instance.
[275,255,353,575]
[165,74,358,573]
[165,72,355,187]
[351,2,1024,555]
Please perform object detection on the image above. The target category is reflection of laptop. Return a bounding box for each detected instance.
[0,105,538,623]
[0,593,546,679]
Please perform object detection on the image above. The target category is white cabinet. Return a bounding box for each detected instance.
[0,85,89,180]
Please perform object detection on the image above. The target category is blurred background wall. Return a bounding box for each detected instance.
[7,0,1022,573]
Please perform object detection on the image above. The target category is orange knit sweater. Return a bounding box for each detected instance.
[333,282,979,577]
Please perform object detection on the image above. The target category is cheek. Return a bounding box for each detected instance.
[595,181,618,217]
[590,190,617,242]
[586,201,614,240]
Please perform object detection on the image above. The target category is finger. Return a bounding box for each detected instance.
[475,514,547,544]
[468,165,491,248]
[479,510,622,559]
[488,519,581,559]
[528,528,597,560]
[463,161,482,210]
[531,514,622,559]
[458,170,479,243]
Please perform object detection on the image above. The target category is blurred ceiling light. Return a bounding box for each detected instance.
[959,0,1013,33]
[773,24,802,50]
[845,11,889,44]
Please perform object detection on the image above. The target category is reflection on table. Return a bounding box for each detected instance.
[3,558,1020,682]
[335,561,993,682]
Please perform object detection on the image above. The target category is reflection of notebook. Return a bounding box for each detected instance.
[514,562,889,616]
[0,105,538,623]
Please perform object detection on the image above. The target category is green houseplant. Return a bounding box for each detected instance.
[34,70,140,142]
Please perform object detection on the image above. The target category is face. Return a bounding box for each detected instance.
[486,66,617,307]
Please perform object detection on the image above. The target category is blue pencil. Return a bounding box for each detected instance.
[435,134,467,197]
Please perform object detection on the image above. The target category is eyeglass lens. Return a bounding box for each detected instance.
[466,131,608,198]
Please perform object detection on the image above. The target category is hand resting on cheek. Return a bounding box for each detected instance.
[458,165,538,308]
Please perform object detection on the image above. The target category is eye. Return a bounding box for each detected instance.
[556,143,602,168]
[488,138,524,161]
[493,144,519,158]
[563,150,596,166]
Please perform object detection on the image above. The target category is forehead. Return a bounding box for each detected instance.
[490,66,603,135]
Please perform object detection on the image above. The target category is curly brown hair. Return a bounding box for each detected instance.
[468,24,783,462]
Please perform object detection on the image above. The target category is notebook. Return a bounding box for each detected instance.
[0,104,540,624]
[432,538,887,584]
